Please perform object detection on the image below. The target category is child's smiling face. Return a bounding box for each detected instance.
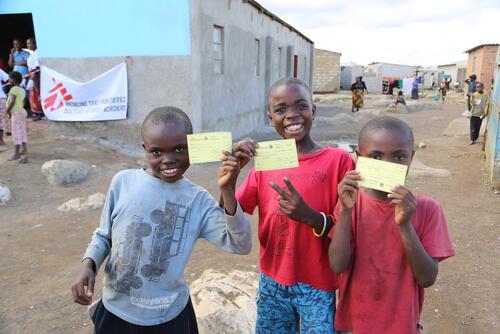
[476,82,484,93]
[357,128,414,168]
[267,84,315,143]
[142,123,190,183]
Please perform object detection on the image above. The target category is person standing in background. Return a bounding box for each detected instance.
[26,37,43,121]
[8,38,30,79]
[466,74,477,112]
[351,76,368,112]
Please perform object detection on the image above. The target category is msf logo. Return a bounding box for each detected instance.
[43,77,73,112]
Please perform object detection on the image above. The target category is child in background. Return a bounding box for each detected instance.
[395,90,406,105]
[4,71,28,162]
[389,90,406,108]
[0,75,6,147]
[329,117,455,334]
[233,78,354,333]
[71,107,252,334]
[439,79,447,104]
[469,81,489,145]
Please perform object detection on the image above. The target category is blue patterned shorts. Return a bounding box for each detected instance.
[256,273,336,334]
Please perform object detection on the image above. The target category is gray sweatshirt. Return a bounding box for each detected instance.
[84,169,252,325]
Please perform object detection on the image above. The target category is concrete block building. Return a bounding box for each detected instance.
[0,0,314,145]
[465,44,499,91]
[313,49,341,93]
[485,47,500,190]
[362,62,416,94]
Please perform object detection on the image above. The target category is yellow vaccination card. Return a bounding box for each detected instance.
[356,157,408,193]
[254,139,299,171]
[187,132,232,164]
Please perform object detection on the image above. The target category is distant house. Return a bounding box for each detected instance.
[313,49,341,93]
[340,62,363,90]
[362,62,416,94]
[484,47,500,190]
[0,0,314,144]
[437,60,467,84]
[416,66,439,89]
[464,44,499,91]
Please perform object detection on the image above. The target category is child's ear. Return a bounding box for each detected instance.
[142,143,146,150]
[312,103,317,119]
[267,111,274,127]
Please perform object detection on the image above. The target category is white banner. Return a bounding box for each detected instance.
[40,62,127,121]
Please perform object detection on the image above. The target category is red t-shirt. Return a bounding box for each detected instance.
[236,147,354,291]
[333,190,455,333]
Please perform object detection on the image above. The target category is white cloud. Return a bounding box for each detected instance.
[259,0,500,66]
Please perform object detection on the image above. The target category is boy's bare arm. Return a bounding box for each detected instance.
[389,186,438,288]
[5,94,15,116]
[269,178,333,235]
[219,138,258,208]
[329,170,360,273]
[218,152,240,215]
[329,207,352,273]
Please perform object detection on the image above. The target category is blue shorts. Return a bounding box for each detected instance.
[256,273,336,334]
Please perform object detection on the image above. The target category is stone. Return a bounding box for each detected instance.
[418,142,427,149]
[191,270,258,334]
[81,193,106,211]
[386,104,408,113]
[0,184,12,204]
[41,160,90,186]
[57,193,106,212]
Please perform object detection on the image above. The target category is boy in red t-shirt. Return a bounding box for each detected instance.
[329,117,455,334]
[233,78,354,333]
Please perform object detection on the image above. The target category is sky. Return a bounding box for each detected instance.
[259,0,500,67]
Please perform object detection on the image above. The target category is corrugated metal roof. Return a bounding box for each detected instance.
[464,43,499,53]
[245,0,313,44]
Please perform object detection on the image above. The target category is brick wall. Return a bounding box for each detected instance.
[313,49,341,93]
[466,45,499,91]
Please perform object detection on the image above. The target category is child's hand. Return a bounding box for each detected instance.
[71,258,95,305]
[338,171,361,210]
[232,138,258,169]
[388,186,417,225]
[269,177,314,223]
[218,151,240,190]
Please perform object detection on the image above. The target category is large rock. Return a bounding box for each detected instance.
[386,104,408,113]
[191,270,258,334]
[0,184,11,204]
[41,160,90,186]
[57,193,106,212]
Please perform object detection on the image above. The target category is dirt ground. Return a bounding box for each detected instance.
[0,92,499,334]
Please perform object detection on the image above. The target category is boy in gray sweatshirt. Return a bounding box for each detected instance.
[71,106,252,333]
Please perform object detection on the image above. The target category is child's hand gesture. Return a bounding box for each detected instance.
[269,177,314,223]
[218,151,240,190]
[388,186,417,225]
[338,171,361,210]
[71,258,95,305]
[232,138,258,169]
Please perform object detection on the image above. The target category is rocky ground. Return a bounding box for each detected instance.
[0,91,499,333]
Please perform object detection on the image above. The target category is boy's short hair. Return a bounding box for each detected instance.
[9,71,23,85]
[359,116,414,147]
[268,77,312,106]
[475,81,484,88]
[141,106,193,140]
